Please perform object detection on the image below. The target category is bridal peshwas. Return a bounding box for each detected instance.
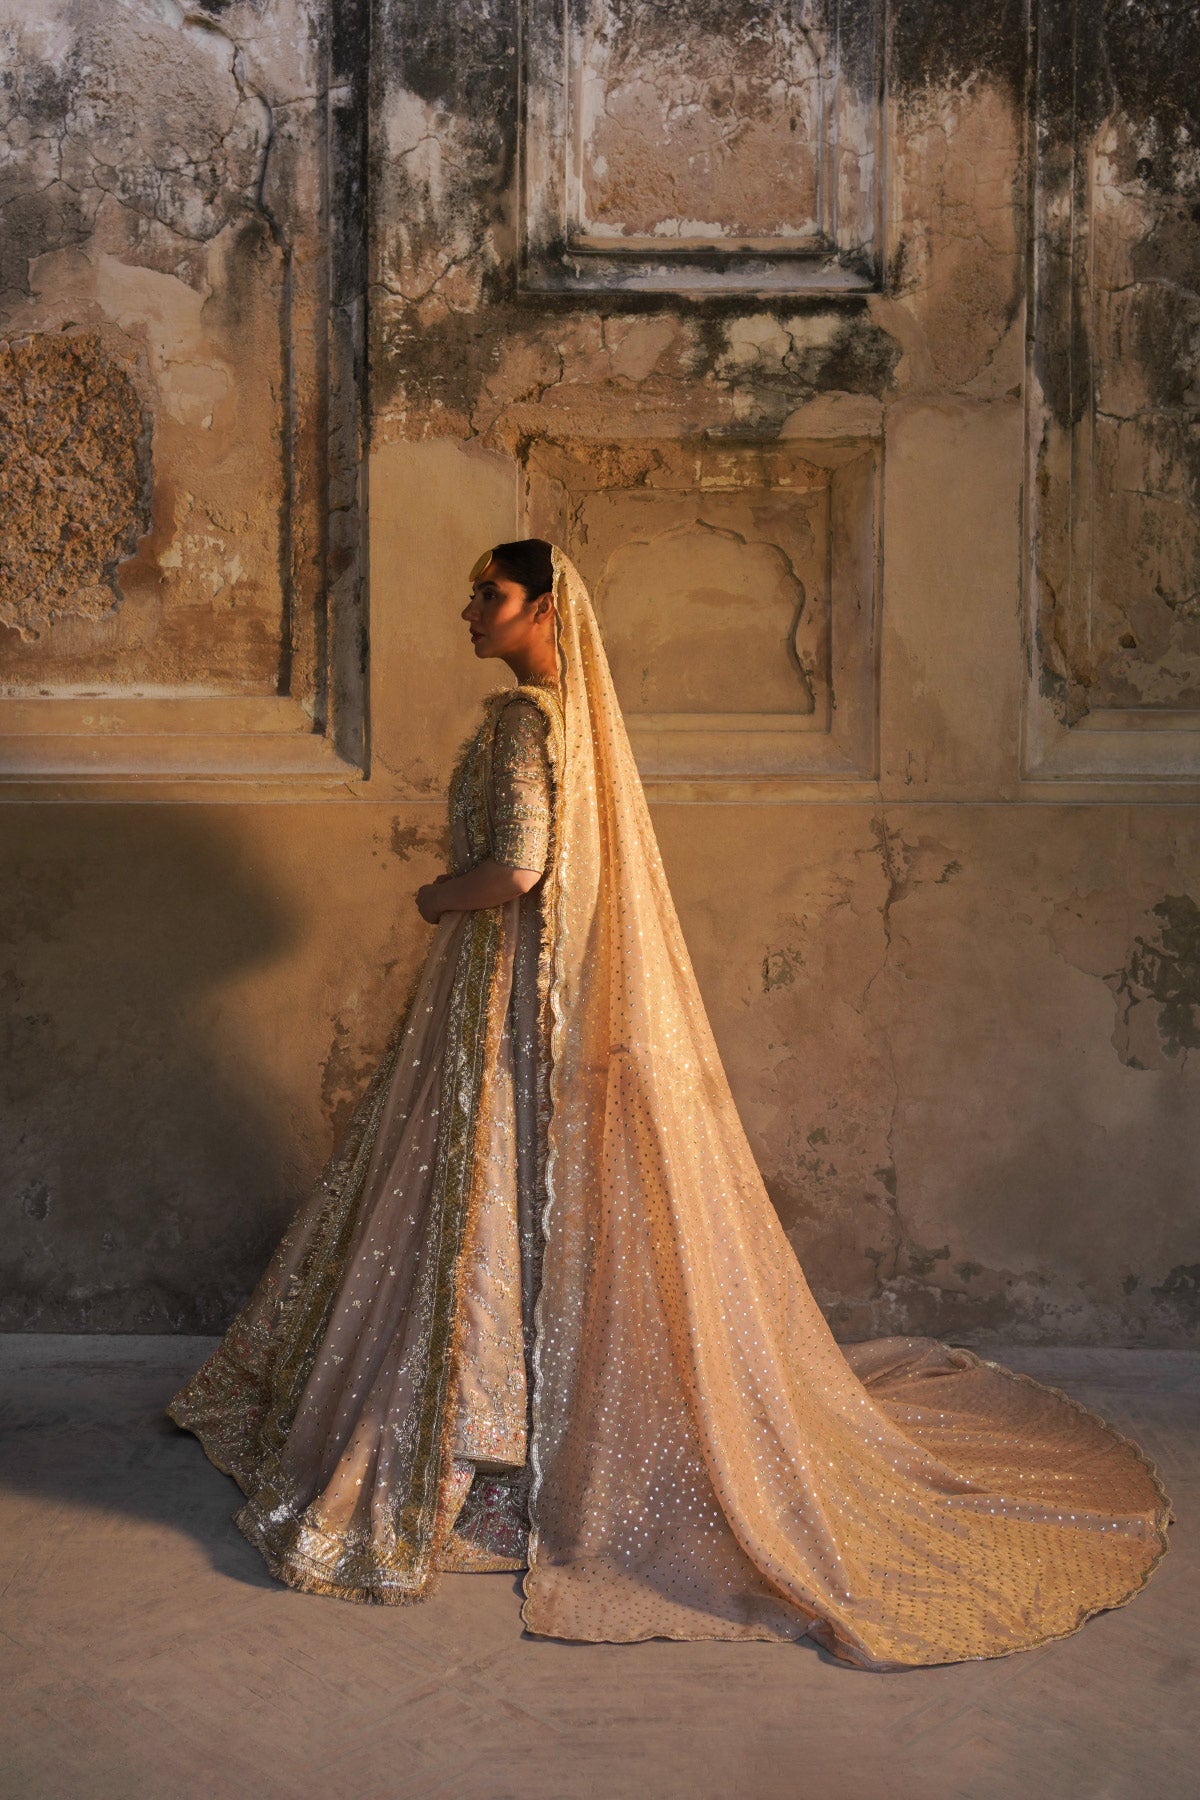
[169,546,1169,1670]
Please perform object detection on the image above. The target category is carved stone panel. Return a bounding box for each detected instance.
[521,0,884,293]
[1025,0,1200,781]
[524,438,880,777]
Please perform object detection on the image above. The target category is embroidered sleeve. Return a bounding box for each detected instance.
[489,698,553,874]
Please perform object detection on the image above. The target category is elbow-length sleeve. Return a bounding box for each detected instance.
[488,697,554,874]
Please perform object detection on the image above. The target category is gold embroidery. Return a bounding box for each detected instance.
[168,679,565,1605]
[233,904,506,1599]
[488,697,553,872]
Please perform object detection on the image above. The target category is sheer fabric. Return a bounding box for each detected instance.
[169,546,1170,1667]
[521,548,1169,1666]
[167,685,562,1594]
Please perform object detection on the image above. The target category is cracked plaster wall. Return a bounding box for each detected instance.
[3,0,1200,1343]
[1032,1,1200,724]
[0,0,319,691]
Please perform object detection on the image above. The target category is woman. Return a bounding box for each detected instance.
[169,540,1170,1668]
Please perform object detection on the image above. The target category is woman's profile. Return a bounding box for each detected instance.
[168,539,1170,1669]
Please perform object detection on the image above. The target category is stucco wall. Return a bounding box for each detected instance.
[3,0,1199,1343]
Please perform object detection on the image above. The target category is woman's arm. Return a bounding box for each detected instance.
[419,696,552,924]
[416,858,540,924]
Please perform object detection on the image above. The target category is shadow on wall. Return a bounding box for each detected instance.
[2,807,306,1332]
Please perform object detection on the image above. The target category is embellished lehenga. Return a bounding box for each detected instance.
[170,547,1170,1669]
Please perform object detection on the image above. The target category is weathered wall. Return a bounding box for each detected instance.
[0,0,369,752]
[2,2,295,687]
[3,0,1200,1343]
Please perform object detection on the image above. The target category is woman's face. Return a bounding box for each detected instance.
[461,561,550,660]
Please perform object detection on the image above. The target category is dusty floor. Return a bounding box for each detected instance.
[0,1336,1195,1800]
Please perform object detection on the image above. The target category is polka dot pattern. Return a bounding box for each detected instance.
[519,547,1171,1667]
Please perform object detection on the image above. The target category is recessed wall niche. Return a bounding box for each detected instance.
[521,0,884,294]
[524,438,880,779]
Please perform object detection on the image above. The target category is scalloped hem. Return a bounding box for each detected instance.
[519,1349,1173,1669]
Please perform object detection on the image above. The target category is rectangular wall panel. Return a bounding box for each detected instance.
[1024,0,1200,782]
[521,0,884,294]
[524,437,880,777]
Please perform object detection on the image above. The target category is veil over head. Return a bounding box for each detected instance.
[521,546,1167,1663]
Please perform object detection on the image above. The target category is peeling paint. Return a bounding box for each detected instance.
[320,1009,386,1137]
[1108,894,1200,1068]
[891,0,1024,102]
[1151,1263,1200,1329]
[762,947,804,992]
[0,331,150,638]
[0,5,274,289]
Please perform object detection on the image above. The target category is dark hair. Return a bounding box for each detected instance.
[488,538,554,602]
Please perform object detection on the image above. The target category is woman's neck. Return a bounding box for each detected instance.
[502,653,559,688]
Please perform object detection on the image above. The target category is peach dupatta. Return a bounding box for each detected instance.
[521,546,1169,1667]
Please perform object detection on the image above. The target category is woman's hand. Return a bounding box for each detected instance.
[415,872,454,925]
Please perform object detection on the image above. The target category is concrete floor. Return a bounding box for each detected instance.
[0,1337,1195,1800]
